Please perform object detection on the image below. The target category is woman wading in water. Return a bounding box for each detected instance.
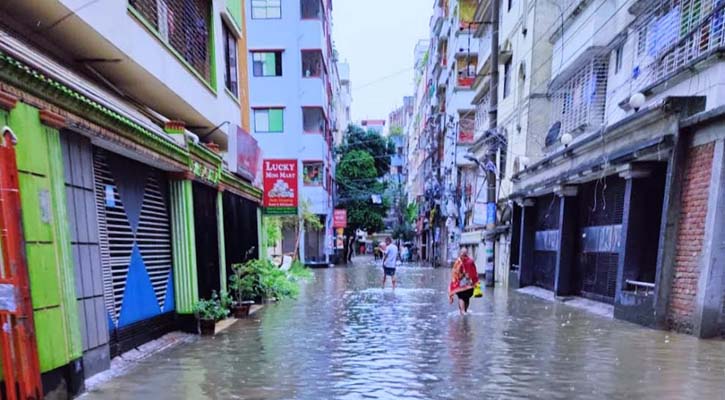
[449,247,479,315]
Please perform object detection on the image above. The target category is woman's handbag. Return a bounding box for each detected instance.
[473,282,483,298]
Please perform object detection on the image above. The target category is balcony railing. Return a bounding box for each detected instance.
[548,57,609,143]
[457,73,476,88]
[632,0,725,92]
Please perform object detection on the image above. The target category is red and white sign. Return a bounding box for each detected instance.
[333,209,347,228]
[263,159,298,212]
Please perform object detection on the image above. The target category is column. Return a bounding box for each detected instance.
[693,139,725,338]
[518,198,536,287]
[169,178,199,314]
[554,186,578,297]
[217,190,227,292]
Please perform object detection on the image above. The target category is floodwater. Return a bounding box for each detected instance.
[84,259,725,399]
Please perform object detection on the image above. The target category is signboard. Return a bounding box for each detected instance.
[237,126,261,182]
[333,209,347,228]
[263,159,298,214]
[473,201,487,225]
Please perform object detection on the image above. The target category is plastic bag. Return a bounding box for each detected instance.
[473,283,483,298]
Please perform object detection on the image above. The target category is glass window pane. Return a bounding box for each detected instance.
[269,109,284,132]
[264,53,277,76]
[255,109,269,132]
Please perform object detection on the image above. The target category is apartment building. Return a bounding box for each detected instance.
[333,60,352,146]
[509,0,725,337]
[246,0,336,264]
[461,0,559,286]
[0,0,261,396]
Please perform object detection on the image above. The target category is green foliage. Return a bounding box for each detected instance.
[389,126,404,137]
[195,291,230,321]
[405,202,418,225]
[228,258,312,303]
[302,200,323,231]
[337,125,394,177]
[264,216,282,248]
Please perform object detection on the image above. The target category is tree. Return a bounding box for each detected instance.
[337,125,394,178]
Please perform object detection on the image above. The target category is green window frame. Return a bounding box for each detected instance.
[254,108,284,132]
[252,51,283,77]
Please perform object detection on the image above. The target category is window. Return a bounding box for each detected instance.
[303,162,324,186]
[503,59,512,98]
[253,108,284,132]
[614,45,623,74]
[252,51,283,76]
[303,107,327,133]
[301,0,322,19]
[302,50,325,77]
[252,0,281,19]
[129,0,212,82]
[637,25,648,56]
[222,23,238,96]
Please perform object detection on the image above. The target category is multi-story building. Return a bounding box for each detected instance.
[421,0,481,265]
[333,60,352,146]
[0,0,261,396]
[246,0,336,264]
[361,119,386,134]
[462,0,559,286]
[509,0,725,338]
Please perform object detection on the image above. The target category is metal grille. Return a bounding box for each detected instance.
[474,96,490,137]
[578,176,626,227]
[633,0,725,91]
[576,175,626,302]
[129,0,212,81]
[535,194,560,231]
[533,251,556,291]
[93,150,173,324]
[550,57,609,138]
[579,253,619,302]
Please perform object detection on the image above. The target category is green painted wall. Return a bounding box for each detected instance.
[226,0,243,31]
[257,208,266,261]
[8,103,82,372]
[170,180,199,313]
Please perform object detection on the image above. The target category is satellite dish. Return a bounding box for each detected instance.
[545,121,562,147]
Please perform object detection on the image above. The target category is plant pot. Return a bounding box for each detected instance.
[232,301,254,318]
[199,318,216,335]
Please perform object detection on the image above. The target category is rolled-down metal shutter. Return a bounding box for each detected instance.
[533,194,559,291]
[577,176,625,303]
[93,149,174,340]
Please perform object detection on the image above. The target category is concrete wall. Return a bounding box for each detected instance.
[56,0,243,169]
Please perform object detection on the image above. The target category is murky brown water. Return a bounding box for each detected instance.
[83,260,725,399]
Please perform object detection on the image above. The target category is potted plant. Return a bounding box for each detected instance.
[194,292,229,335]
[229,263,256,318]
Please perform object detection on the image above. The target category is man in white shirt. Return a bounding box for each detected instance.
[382,237,399,289]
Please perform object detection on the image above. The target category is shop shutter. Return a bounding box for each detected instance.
[533,194,559,291]
[93,149,173,327]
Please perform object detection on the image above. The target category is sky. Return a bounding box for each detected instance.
[332,0,431,124]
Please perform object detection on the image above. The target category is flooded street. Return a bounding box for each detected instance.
[84,260,725,399]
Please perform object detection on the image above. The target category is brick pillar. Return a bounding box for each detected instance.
[554,186,578,297]
[693,139,725,338]
[518,198,536,287]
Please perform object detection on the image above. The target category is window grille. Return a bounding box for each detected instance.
[474,96,489,138]
[550,57,609,138]
[251,0,281,19]
[633,0,725,91]
[130,0,212,82]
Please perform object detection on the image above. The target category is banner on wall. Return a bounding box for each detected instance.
[236,126,261,183]
[263,159,298,214]
[333,209,347,228]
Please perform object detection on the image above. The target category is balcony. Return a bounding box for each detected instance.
[456,56,478,89]
[631,0,725,95]
[546,56,609,147]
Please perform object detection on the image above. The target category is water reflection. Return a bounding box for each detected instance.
[83,262,725,399]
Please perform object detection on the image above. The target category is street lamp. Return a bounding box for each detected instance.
[560,133,573,148]
[629,92,646,112]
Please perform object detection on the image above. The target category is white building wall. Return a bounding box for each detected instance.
[58,0,244,169]
[246,2,333,216]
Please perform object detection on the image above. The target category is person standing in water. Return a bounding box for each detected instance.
[449,247,479,315]
[381,237,398,289]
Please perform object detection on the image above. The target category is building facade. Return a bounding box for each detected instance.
[246,0,336,264]
[0,0,262,397]
[507,0,725,338]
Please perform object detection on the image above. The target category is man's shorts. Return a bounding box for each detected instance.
[383,267,396,276]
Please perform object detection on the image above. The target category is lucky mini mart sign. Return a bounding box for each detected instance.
[263,159,298,214]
